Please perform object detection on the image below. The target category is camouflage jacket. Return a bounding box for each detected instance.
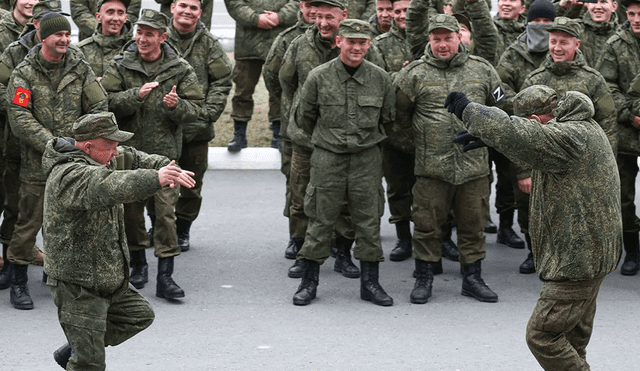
[0,12,23,53]
[492,15,525,66]
[395,45,503,183]
[598,22,640,155]
[368,13,386,38]
[279,26,340,148]
[522,50,618,154]
[347,0,376,21]
[101,41,204,160]
[76,21,134,78]
[223,0,299,60]
[70,0,141,41]
[0,27,39,114]
[166,22,233,143]
[463,92,622,282]
[7,45,108,185]
[42,137,169,293]
[579,12,618,68]
[297,58,394,154]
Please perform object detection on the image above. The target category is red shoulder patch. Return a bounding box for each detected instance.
[12,87,31,107]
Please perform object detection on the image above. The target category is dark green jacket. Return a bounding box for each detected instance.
[348,0,376,21]
[579,11,618,68]
[76,21,134,78]
[0,12,23,53]
[492,15,525,66]
[70,0,141,41]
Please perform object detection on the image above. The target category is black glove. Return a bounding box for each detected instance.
[453,130,486,152]
[444,91,471,120]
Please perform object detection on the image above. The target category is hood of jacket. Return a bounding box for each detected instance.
[42,137,96,178]
[554,90,596,123]
[582,11,617,35]
[119,39,183,76]
[542,48,587,76]
[90,21,134,50]
[23,44,85,75]
[493,15,525,35]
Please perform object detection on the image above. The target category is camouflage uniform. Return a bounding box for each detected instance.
[462,89,621,371]
[578,11,619,68]
[76,21,135,77]
[0,0,8,11]
[0,8,23,53]
[367,12,385,37]
[155,0,214,30]
[346,0,376,20]
[492,14,526,66]
[70,0,141,41]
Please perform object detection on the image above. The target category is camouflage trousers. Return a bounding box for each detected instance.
[49,279,154,371]
[231,59,279,123]
[125,186,180,258]
[526,277,604,371]
[0,158,19,245]
[175,140,208,222]
[411,176,489,265]
[281,138,292,219]
[617,153,640,233]
[382,144,415,225]
[489,147,515,215]
[7,182,43,265]
[298,146,385,264]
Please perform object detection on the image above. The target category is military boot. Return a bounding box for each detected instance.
[10,264,34,310]
[441,221,459,262]
[156,257,185,299]
[0,244,13,290]
[485,217,497,233]
[496,209,525,248]
[53,343,71,369]
[284,237,303,260]
[519,234,536,274]
[129,249,148,289]
[461,260,498,303]
[389,220,412,261]
[176,218,192,252]
[227,120,248,152]
[410,259,435,304]
[333,236,360,278]
[270,121,282,151]
[621,232,640,276]
[148,214,155,246]
[293,259,319,305]
[413,259,443,277]
[360,261,393,306]
[288,259,306,278]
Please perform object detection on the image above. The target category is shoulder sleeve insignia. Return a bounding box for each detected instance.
[12,87,31,107]
[492,85,505,103]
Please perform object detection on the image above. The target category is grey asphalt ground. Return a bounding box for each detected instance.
[1,169,639,371]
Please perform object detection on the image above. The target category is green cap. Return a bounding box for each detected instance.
[32,0,69,20]
[338,19,371,39]
[73,113,134,142]
[428,14,460,34]
[136,9,170,32]
[513,85,558,117]
[97,0,131,10]
[308,0,348,9]
[621,0,640,8]
[547,16,582,39]
[452,13,470,32]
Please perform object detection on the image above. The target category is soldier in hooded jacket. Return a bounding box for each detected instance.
[70,0,140,41]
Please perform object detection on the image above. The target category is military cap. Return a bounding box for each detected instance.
[428,14,460,34]
[338,19,371,39]
[97,0,131,10]
[513,85,558,117]
[453,13,471,33]
[309,0,348,9]
[32,0,69,20]
[621,0,640,8]
[73,113,134,142]
[136,9,170,32]
[547,17,582,39]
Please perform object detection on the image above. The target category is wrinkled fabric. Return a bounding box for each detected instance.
[76,21,134,78]
[70,0,141,41]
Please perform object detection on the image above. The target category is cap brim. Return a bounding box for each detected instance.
[340,32,371,39]
[104,130,134,142]
[547,27,578,38]
[429,25,460,33]
[135,21,164,31]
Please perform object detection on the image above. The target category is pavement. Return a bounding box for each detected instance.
[1,155,639,371]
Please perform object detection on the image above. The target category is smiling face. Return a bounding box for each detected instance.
[315,5,347,43]
[135,24,166,61]
[585,0,617,23]
[497,0,525,20]
[41,30,71,61]
[171,0,202,33]
[429,28,461,60]
[300,0,317,23]
[96,0,128,36]
[393,0,409,29]
[78,138,120,166]
[548,31,580,62]
[13,0,37,24]
[628,4,640,34]
[337,36,371,67]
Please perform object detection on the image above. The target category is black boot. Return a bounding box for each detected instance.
[53,343,71,369]
[519,234,535,274]
[10,264,33,310]
[156,257,185,299]
[461,260,498,303]
[389,221,412,261]
[410,260,434,304]
[284,238,303,260]
[227,120,248,152]
[441,221,459,262]
[496,210,525,248]
[148,214,155,246]
[413,259,442,277]
[333,237,360,278]
[360,261,393,306]
[129,249,148,289]
[293,259,319,305]
[0,244,13,290]
[270,121,282,151]
[621,232,640,276]
[288,259,306,278]
[485,217,497,233]
[176,218,192,252]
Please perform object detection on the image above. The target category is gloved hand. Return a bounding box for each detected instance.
[453,130,486,152]
[444,91,471,120]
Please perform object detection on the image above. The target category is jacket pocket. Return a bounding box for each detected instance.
[357,95,383,128]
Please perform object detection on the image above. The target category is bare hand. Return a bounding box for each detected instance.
[632,116,640,129]
[402,60,410,68]
[257,13,274,29]
[158,160,196,189]
[163,85,178,108]
[264,11,279,27]
[139,82,159,99]
[518,177,532,194]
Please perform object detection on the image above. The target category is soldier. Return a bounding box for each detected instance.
[70,0,140,42]
[166,0,233,251]
[156,0,213,30]
[449,85,621,371]
[368,0,393,37]
[44,113,195,370]
[76,0,134,78]
[223,0,298,152]
[101,9,203,300]
[598,0,640,276]
[0,0,36,53]
[395,14,504,304]
[292,19,395,307]
[6,11,108,310]
[493,0,526,64]
[348,0,376,20]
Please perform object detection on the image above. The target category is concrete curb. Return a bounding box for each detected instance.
[207,147,281,170]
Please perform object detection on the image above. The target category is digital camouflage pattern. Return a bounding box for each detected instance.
[395,44,503,184]
[42,137,169,293]
[367,12,384,37]
[223,0,299,60]
[76,21,134,78]
[70,0,141,41]
[155,0,214,30]
[462,90,622,281]
[346,0,375,20]
[492,14,525,66]
[100,41,204,160]
[166,21,233,143]
[405,0,438,60]
[7,44,108,185]
[578,11,618,68]
[0,8,23,53]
